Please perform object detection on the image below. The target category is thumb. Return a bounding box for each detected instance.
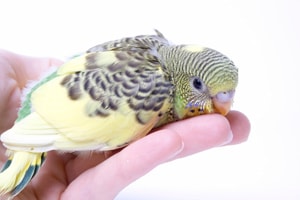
[13,53,63,88]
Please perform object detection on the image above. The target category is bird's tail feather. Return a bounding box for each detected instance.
[0,151,46,198]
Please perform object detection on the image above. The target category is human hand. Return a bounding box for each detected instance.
[0,50,250,200]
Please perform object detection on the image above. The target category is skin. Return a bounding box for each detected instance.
[0,49,250,200]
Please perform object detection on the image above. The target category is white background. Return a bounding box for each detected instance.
[0,0,299,199]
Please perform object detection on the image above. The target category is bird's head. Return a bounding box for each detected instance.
[170,45,238,119]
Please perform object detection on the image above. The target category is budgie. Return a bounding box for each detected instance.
[0,30,238,198]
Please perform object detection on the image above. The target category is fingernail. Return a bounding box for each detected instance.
[218,130,233,146]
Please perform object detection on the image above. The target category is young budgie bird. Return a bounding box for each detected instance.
[0,30,238,198]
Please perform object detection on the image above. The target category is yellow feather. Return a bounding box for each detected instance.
[0,152,42,195]
[57,53,89,74]
[58,51,121,75]
[1,112,58,152]
[2,49,169,152]
[8,75,161,151]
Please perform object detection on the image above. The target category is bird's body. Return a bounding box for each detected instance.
[0,30,238,198]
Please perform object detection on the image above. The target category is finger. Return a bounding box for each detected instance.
[64,151,113,183]
[24,152,67,200]
[61,130,184,200]
[226,110,251,145]
[162,114,233,159]
[16,55,63,87]
[0,51,63,132]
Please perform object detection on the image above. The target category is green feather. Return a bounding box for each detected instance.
[10,153,46,196]
[0,159,11,172]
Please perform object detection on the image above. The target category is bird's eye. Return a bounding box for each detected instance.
[192,77,203,90]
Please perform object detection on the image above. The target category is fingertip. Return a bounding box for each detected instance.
[204,114,233,146]
[226,110,251,145]
[48,58,64,68]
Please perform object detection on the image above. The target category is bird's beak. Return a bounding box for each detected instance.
[212,97,233,116]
